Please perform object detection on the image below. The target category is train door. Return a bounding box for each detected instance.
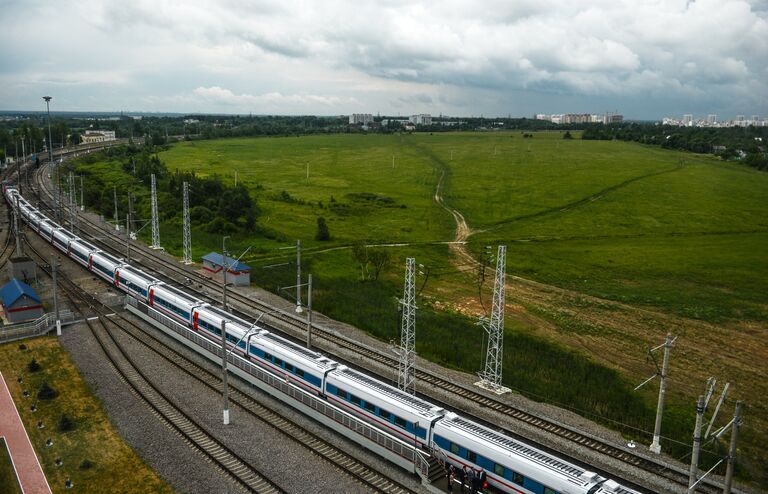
[193,310,199,331]
[149,288,155,306]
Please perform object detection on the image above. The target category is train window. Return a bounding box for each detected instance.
[336,387,346,398]
[274,358,284,368]
[512,472,524,485]
[494,464,506,477]
[467,450,477,463]
[450,443,460,455]
[379,409,391,421]
[350,395,361,406]
[264,352,272,361]
[285,363,294,373]
[295,368,305,378]
[543,488,557,494]
[364,401,376,413]
[394,416,407,429]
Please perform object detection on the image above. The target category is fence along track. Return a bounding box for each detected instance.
[29,246,284,494]
[30,154,729,494]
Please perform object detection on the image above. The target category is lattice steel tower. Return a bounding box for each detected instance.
[477,245,510,394]
[396,257,417,395]
[182,181,192,264]
[150,173,161,249]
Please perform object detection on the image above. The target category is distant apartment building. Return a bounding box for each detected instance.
[349,113,374,125]
[707,114,717,125]
[409,114,432,125]
[534,113,621,124]
[683,114,694,126]
[81,129,116,144]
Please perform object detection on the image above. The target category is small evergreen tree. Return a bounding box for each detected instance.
[58,414,75,432]
[37,381,58,400]
[315,217,330,241]
[27,358,41,372]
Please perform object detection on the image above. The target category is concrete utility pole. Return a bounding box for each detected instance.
[396,258,417,395]
[51,256,61,336]
[126,192,133,262]
[723,401,743,494]
[688,395,706,492]
[80,175,84,211]
[113,186,119,231]
[306,274,313,349]
[222,236,229,310]
[13,196,23,256]
[296,240,302,311]
[220,319,230,425]
[476,245,510,394]
[651,333,674,453]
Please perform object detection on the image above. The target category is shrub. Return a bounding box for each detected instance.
[79,459,95,470]
[58,414,75,432]
[37,382,58,400]
[18,344,27,351]
[27,359,41,372]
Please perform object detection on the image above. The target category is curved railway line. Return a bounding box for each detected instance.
[19,145,735,494]
[26,243,285,493]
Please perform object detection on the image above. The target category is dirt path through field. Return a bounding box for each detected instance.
[428,146,766,468]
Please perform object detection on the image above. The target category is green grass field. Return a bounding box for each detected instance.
[69,131,768,486]
[0,338,174,494]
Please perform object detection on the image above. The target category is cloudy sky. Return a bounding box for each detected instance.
[1,0,766,119]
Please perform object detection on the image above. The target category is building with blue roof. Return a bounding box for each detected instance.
[0,279,44,323]
[201,252,251,287]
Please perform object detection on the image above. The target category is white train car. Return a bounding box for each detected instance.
[432,414,635,494]
[89,251,124,284]
[52,228,78,255]
[325,367,445,448]
[250,330,336,394]
[69,239,98,268]
[115,266,161,301]
[149,283,204,326]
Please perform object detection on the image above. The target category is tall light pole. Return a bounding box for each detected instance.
[43,96,57,221]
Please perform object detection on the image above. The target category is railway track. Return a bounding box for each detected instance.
[27,151,731,494]
[20,229,418,492]
[28,244,285,493]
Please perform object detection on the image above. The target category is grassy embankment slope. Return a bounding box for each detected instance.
[0,337,175,494]
[90,131,765,484]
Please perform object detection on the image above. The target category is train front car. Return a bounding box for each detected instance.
[248,331,336,395]
[325,367,444,449]
[432,414,640,494]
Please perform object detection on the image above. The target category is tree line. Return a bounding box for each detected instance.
[63,144,260,235]
[582,123,768,171]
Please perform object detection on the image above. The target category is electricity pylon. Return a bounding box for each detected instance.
[396,258,417,395]
[150,173,161,249]
[182,181,192,264]
[476,245,510,394]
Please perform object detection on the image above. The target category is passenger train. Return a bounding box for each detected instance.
[6,185,641,494]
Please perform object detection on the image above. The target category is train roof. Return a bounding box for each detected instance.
[440,414,596,485]
[95,251,124,266]
[334,367,443,417]
[153,283,199,302]
[258,331,334,366]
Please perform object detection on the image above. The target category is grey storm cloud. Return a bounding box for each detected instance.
[0,0,766,118]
